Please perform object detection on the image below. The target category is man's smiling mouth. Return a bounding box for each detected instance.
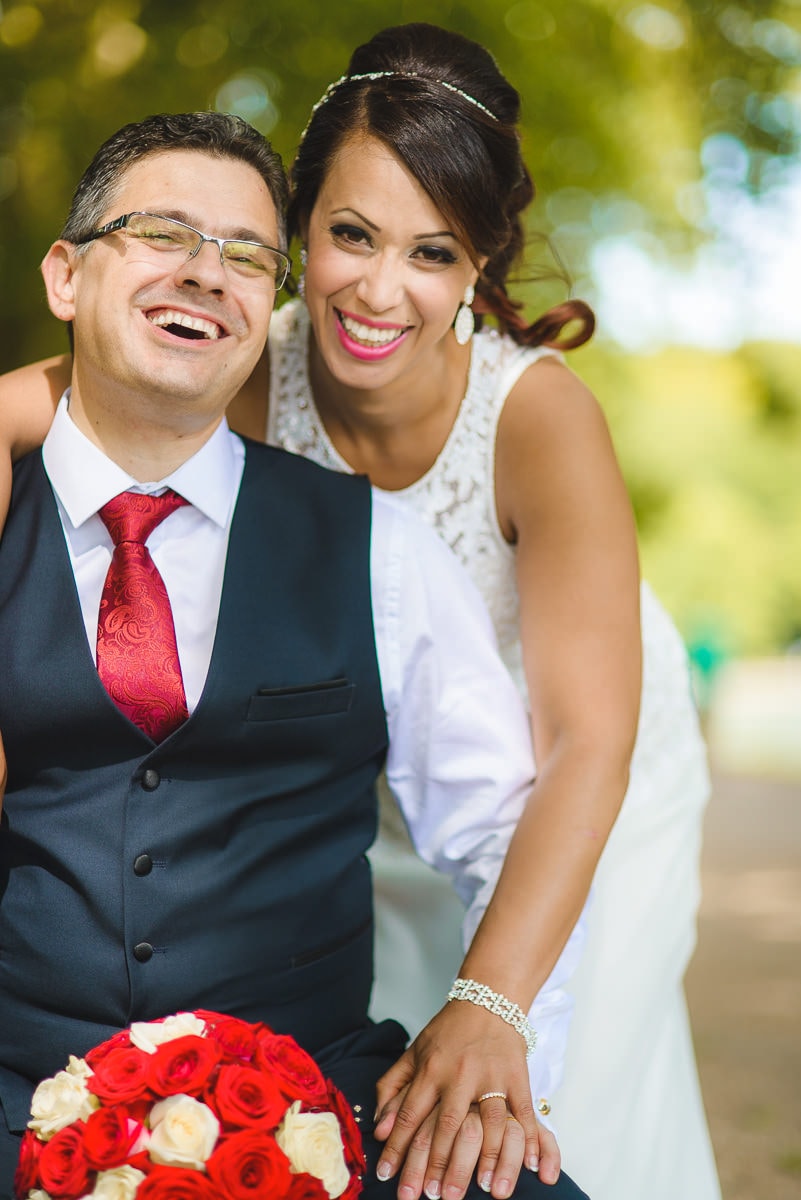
[147,309,224,340]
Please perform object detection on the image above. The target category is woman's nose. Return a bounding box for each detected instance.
[353,253,405,313]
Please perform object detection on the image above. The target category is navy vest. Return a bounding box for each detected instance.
[0,442,388,1129]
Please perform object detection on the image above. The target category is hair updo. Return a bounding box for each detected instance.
[288,22,593,350]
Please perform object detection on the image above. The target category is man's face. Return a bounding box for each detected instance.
[45,149,280,429]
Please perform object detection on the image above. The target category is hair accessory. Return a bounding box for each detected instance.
[298,246,308,299]
[447,977,538,1056]
[453,283,475,346]
[478,1091,508,1104]
[302,71,499,139]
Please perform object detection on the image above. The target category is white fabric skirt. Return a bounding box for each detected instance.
[368,584,721,1200]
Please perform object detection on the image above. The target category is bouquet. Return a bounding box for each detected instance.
[15,1010,366,1200]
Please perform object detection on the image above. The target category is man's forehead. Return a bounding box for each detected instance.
[109,149,278,238]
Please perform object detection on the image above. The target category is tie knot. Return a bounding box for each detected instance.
[99,489,188,547]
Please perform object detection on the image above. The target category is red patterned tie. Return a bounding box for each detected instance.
[96,490,190,742]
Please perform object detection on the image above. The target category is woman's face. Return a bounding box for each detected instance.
[302,133,481,392]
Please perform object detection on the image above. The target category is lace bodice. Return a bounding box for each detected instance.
[267,300,554,694]
[267,300,698,773]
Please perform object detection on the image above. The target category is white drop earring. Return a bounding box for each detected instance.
[453,283,475,345]
[297,247,308,299]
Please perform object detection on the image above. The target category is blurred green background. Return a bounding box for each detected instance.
[1,0,800,662]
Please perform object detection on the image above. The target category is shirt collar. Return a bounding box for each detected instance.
[42,392,240,530]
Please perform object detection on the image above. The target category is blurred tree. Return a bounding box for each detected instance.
[1,0,799,367]
[1,0,799,654]
[575,337,801,655]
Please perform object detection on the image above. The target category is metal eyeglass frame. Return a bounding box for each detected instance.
[76,212,291,289]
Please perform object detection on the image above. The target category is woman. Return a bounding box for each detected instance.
[0,23,719,1200]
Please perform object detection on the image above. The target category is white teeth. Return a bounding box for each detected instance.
[339,313,406,346]
[148,309,221,340]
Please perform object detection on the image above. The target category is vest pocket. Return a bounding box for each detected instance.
[247,678,355,721]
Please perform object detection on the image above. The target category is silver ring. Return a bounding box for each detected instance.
[478,1091,508,1103]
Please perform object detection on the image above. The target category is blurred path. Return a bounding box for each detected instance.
[686,770,801,1200]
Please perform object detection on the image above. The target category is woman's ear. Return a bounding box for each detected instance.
[40,242,79,323]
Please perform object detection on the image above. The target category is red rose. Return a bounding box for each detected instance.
[210,1063,287,1130]
[256,1033,328,1106]
[83,1104,145,1169]
[87,1044,152,1104]
[13,1129,42,1196]
[206,1129,294,1198]
[204,1015,259,1063]
[148,1034,222,1097]
[287,1172,331,1200]
[38,1123,92,1199]
[84,1027,132,1067]
[135,1164,221,1199]
[326,1081,366,1173]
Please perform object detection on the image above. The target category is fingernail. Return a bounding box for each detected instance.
[376,1162,391,1182]
[526,1156,539,1173]
[424,1182,441,1199]
[479,1173,493,1193]
[400,1187,416,1200]
[494,1180,511,1199]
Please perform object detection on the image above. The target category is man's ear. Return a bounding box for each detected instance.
[41,241,79,323]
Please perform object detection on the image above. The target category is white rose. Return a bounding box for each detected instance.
[148,1093,220,1169]
[90,1165,147,1199]
[28,1191,53,1200]
[276,1101,351,1199]
[28,1069,98,1139]
[65,1056,93,1082]
[129,1012,207,1053]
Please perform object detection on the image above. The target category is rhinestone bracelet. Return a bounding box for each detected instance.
[447,977,538,1056]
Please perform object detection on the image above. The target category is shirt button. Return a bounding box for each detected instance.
[141,769,160,791]
[133,942,154,963]
[133,853,153,876]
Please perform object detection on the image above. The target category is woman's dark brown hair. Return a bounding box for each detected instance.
[288,23,593,349]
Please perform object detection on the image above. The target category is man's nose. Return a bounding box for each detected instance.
[174,237,228,293]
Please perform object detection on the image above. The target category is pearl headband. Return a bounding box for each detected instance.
[302,70,500,139]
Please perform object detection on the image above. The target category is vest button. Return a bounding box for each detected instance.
[133,853,153,876]
[141,769,160,791]
[133,942,154,962]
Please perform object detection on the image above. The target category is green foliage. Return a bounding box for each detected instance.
[575,337,801,656]
[1,0,799,653]
[1,0,799,367]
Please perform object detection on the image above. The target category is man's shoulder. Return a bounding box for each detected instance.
[240,435,369,494]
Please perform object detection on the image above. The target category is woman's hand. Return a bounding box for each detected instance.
[373,1001,560,1199]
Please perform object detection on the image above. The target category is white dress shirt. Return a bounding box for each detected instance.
[42,395,536,942]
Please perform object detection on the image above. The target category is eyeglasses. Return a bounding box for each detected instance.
[76,212,291,289]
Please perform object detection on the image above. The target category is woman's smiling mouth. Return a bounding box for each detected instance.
[335,309,410,360]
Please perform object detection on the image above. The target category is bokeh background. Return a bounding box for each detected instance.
[1,2,800,1196]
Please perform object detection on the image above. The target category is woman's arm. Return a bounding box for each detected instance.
[0,355,70,524]
[491,355,642,980]
[374,358,642,1193]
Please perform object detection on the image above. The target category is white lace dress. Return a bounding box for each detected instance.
[267,301,721,1200]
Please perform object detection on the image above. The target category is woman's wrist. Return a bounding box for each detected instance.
[447,977,538,1056]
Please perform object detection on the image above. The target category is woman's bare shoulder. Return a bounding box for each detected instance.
[494,353,626,535]
[0,355,69,457]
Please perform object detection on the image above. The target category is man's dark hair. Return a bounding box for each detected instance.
[62,111,288,248]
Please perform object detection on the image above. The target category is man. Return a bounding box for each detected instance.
[0,114,588,1200]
